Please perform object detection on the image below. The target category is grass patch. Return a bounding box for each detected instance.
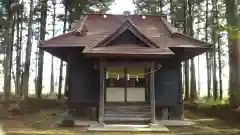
[195,98,228,108]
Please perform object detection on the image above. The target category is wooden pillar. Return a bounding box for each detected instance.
[98,61,105,124]
[150,62,156,124]
[180,62,184,120]
[67,56,72,116]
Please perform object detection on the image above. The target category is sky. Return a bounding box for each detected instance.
[109,0,135,14]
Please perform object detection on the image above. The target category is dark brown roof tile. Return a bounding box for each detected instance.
[41,13,212,58]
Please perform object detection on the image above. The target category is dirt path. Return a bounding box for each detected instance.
[2,109,240,135]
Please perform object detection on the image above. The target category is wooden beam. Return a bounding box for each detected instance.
[150,62,156,124]
[102,61,152,68]
[98,60,105,124]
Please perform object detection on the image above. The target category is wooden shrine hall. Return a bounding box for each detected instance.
[40,13,212,126]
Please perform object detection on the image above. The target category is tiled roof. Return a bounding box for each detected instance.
[41,13,212,59]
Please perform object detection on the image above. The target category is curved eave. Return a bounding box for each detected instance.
[172,33,212,46]
[169,45,213,61]
[39,45,85,61]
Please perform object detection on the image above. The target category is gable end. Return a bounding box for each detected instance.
[95,19,159,48]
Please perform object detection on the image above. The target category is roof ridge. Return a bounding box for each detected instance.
[160,17,178,34]
[93,18,160,48]
[69,15,88,33]
[86,13,168,18]
[75,16,88,33]
[160,16,212,46]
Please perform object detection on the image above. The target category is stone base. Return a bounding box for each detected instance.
[87,124,169,132]
[149,123,159,128]
[57,116,75,127]
[157,120,195,126]
[74,120,98,127]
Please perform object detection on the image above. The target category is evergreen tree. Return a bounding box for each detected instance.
[22,0,34,99]
[225,0,240,107]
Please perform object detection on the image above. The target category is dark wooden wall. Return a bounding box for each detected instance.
[69,56,181,119]
[69,57,181,107]
[154,61,181,107]
[70,54,100,104]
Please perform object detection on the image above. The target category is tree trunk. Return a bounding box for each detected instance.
[196,13,201,97]
[36,0,48,98]
[205,0,212,99]
[50,55,54,93]
[11,14,16,88]
[58,5,68,100]
[218,35,223,100]
[183,0,189,101]
[197,56,200,96]
[19,1,24,97]
[50,2,56,94]
[188,0,197,101]
[212,0,218,101]
[22,0,34,99]
[225,0,240,107]
[190,59,197,101]
[64,10,74,96]
[4,1,14,101]
[216,0,222,100]
[15,10,21,96]
[159,0,163,13]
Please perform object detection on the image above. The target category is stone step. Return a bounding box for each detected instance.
[104,111,150,114]
[105,106,150,112]
[104,113,151,118]
[105,108,150,111]
[104,117,151,121]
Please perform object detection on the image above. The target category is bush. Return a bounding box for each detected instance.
[194,96,228,108]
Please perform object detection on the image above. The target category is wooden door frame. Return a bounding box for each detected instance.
[102,61,152,104]
[98,60,156,124]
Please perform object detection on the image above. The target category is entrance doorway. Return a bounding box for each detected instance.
[104,67,150,104]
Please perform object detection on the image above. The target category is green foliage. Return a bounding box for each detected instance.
[195,96,228,108]
[0,0,23,56]
[217,24,240,39]
[218,24,240,32]
[61,0,114,20]
[133,0,167,15]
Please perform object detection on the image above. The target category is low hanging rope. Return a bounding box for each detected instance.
[93,64,162,77]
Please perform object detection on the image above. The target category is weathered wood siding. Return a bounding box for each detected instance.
[70,55,100,104]
[154,62,181,107]
[69,58,181,106]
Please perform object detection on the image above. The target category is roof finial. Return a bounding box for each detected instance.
[123,10,131,16]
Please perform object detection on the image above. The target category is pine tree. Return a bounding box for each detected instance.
[225,0,240,107]
[205,0,212,99]
[3,1,21,100]
[50,0,56,94]
[183,0,189,101]
[22,0,34,99]
[57,3,68,100]
[36,0,48,98]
